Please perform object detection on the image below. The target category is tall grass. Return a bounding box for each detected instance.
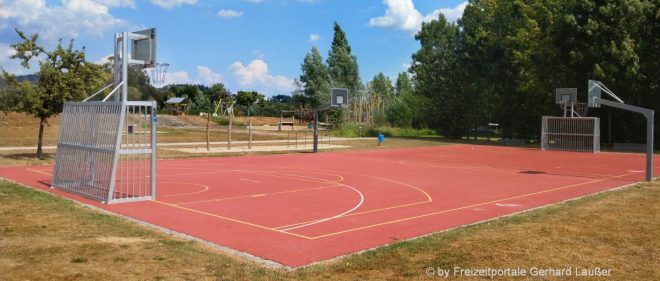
[331,123,437,138]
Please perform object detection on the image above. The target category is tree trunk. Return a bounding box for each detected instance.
[206,113,211,151]
[37,117,46,159]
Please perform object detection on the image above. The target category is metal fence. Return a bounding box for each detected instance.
[52,101,157,203]
[541,116,600,152]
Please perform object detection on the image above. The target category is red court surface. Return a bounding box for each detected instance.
[1,144,658,267]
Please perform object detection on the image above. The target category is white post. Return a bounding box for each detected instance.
[248,118,252,149]
[122,32,128,102]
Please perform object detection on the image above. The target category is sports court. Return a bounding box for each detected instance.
[1,144,657,267]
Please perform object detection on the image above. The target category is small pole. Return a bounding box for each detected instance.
[228,112,232,150]
[248,118,252,149]
[287,131,290,147]
[646,111,654,181]
[295,131,298,149]
[313,110,319,153]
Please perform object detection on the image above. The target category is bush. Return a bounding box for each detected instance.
[385,101,412,127]
[372,111,389,127]
[331,123,437,138]
[213,117,245,126]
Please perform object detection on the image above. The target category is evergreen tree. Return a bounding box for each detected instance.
[327,22,362,94]
[395,72,414,96]
[299,46,330,108]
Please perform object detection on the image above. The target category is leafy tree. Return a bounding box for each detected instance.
[299,47,330,109]
[327,22,362,95]
[396,72,427,128]
[385,100,412,128]
[395,72,414,96]
[235,91,265,116]
[270,94,292,104]
[197,83,228,151]
[370,73,394,99]
[1,29,109,158]
[411,14,468,137]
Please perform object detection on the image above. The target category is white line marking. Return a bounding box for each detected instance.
[240,178,261,183]
[495,203,522,208]
[280,184,365,232]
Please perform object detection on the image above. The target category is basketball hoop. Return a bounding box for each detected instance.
[148,62,169,86]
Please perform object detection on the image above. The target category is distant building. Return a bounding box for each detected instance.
[165,97,189,115]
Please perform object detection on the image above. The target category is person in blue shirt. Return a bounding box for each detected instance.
[377,132,385,146]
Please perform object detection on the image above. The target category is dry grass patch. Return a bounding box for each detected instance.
[0,113,61,147]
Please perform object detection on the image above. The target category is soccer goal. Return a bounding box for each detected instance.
[541,116,600,152]
[51,29,158,203]
[541,88,600,153]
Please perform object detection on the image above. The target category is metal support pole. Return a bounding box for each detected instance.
[313,110,319,153]
[599,99,654,181]
[647,111,654,181]
[113,34,120,101]
[151,101,157,199]
[122,32,128,102]
[228,113,232,150]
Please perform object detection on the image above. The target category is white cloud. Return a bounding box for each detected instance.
[424,2,467,23]
[196,65,222,85]
[150,0,196,9]
[251,50,265,58]
[0,0,127,42]
[229,59,295,94]
[98,0,136,9]
[160,65,222,87]
[368,0,467,34]
[309,33,320,42]
[217,9,243,18]
[162,70,190,86]
[94,53,114,64]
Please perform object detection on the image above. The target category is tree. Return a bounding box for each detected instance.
[395,72,414,96]
[371,73,394,99]
[327,22,362,96]
[300,46,330,109]
[198,83,227,151]
[1,29,109,158]
[235,91,265,116]
[411,14,469,137]
[386,100,413,128]
[396,72,427,128]
[270,94,292,104]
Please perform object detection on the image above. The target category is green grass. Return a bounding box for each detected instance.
[331,123,438,138]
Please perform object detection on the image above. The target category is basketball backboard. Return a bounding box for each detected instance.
[131,28,156,68]
[331,88,348,107]
[555,88,577,104]
[587,80,601,108]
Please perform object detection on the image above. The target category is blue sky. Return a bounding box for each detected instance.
[0,0,467,96]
